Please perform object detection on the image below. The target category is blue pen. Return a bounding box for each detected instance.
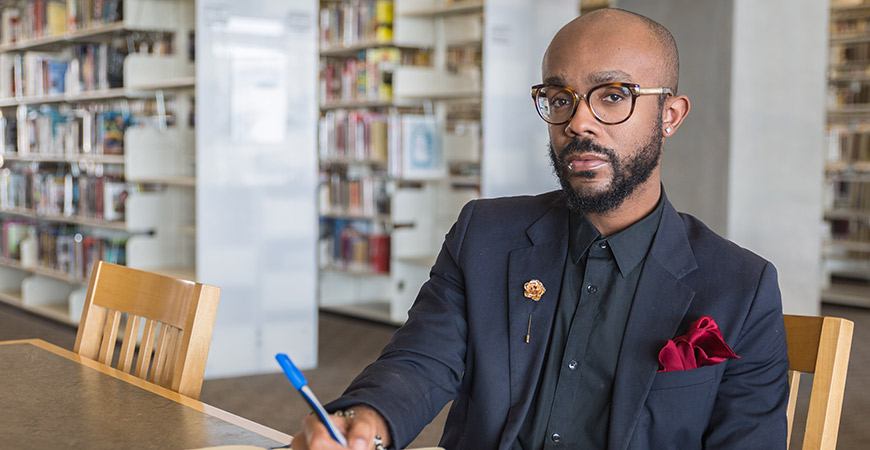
[276,353,348,447]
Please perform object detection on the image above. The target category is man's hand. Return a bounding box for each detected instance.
[291,404,391,450]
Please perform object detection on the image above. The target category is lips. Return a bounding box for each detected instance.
[566,153,610,172]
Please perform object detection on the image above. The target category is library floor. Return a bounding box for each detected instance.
[2,303,869,449]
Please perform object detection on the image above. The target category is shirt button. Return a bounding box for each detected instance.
[586,284,597,293]
[551,433,561,443]
[568,360,578,370]
[599,241,608,249]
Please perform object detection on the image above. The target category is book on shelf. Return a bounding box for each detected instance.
[831,13,870,37]
[319,217,390,274]
[0,0,69,45]
[23,220,129,280]
[66,0,123,32]
[829,127,870,162]
[101,177,127,222]
[320,47,429,104]
[322,109,453,180]
[831,41,870,66]
[0,159,134,222]
[321,171,389,218]
[396,114,445,180]
[2,111,18,154]
[319,109,390,162]
[0,6,22,46]
[2,219,35,259]
[9,98,175,158]
[831,180,870,211]
[0,219,128,280]
[829,79,870,107]
[98,109,129,155]
[13,50,72,97]
[320,0,394,48]
[0,44,108,97]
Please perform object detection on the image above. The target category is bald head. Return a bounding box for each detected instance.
[544,9,680,93]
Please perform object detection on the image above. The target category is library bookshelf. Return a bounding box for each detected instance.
[317,0,483,324]
[822,0,870,307]
[0,0,195,325]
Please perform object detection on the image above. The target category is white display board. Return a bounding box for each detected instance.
[196,0,319,375]
[480,0,575,198]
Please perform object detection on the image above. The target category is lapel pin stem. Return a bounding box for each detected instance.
[526,314,532,343]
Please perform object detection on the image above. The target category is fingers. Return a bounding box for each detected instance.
[343,405,391,450]
[293,413,348,450]
[345,417,377,450]
[293,406,390,450]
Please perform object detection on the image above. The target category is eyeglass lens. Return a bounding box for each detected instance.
[536,85,634,125]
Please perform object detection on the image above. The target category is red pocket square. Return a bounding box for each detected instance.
[657,316,739,372]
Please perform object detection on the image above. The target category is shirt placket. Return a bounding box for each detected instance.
[543,241,610,448]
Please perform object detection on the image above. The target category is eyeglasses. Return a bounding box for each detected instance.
[531,82,673,125]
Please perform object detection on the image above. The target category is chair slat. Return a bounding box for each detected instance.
[150,323,172,384]
[159,328,181,388]
[117,314,141,373]
[801,317,853,450]
[98,309,122,365]
[135,319,158,379]
[787,370,800,449]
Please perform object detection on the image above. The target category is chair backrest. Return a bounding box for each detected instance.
[784,314,854,450]
[73,261,220,400]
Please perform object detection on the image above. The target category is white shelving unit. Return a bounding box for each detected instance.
[316,0,576,324]
[317,0,483,324]
[821,1,870,308]
[0,0,196,325]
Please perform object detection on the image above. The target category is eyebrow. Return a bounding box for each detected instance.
[543,75,567,86]
[542,70,634,89]
[588,70,633,85]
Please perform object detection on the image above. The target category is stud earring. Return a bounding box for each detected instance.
[665,127,672,134]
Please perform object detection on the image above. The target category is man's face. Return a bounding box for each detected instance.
[542,19,667,214]
[549,121,662,214]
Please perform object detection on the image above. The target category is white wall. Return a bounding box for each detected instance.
[619,0,828,315]
[728,0,828,316]
[196,0,319,376]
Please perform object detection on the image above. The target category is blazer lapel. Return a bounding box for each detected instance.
[497,201,569,449]
[608,199,699,450]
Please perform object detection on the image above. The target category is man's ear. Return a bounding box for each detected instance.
[661,94,690,137]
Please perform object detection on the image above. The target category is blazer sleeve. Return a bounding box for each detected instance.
[703,262,790,449]
[324,200,476,449]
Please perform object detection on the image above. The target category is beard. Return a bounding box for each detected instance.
[549,127,663,214]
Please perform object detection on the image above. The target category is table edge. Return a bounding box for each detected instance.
[0,339,293,445]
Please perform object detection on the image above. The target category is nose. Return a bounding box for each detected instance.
[564,97,601,138]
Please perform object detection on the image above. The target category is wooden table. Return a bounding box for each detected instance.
[0,339,293,449]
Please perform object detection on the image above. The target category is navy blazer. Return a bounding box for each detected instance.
[328,190,789,450]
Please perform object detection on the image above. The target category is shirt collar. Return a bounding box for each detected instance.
[568,194,665,277]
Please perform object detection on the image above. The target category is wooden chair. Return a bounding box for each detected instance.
[73,261,220,400]
[784,314,854,450]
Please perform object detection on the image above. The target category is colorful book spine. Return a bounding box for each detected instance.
[319,218,391,273]
[320,0,393,47]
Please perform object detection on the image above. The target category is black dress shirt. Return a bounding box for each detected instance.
[513,197,664,449]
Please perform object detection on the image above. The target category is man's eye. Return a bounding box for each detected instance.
[601,93,627,103]
[550,96,572,108]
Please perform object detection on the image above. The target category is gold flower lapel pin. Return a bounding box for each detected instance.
[522,279,545,344]
[524,279,546,301]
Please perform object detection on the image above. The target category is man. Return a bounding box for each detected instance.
[294,8,789,450]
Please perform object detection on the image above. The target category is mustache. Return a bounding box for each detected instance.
[558,138,617,164]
